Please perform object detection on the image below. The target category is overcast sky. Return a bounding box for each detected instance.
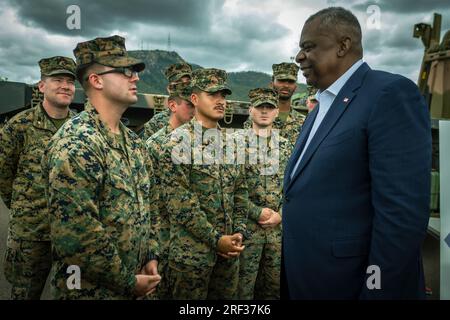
[1,0,449,85]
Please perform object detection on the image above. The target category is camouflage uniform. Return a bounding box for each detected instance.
[141,109,170,141]
[42,36,158,300]
[236,88,292,300]
[140,63,192,141]
[144,82,193,300]
[160,69,247,300]
[0,56,76,300]
[244,63,306,148]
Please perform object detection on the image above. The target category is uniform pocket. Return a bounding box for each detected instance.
[109,173,135,196]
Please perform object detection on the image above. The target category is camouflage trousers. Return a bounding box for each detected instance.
[168,256,239,300]
[238,241,281,300]
[155,257,171,300]
[3,238,52,300]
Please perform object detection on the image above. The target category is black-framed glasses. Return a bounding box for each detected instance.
[85,67,139,81]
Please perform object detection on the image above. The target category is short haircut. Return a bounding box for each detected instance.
[168,96,182,104]
[78,63,108,91]
[191,87,203,95]
[306,7,363,57]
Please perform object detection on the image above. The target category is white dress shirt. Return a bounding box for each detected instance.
[290,59,364,179]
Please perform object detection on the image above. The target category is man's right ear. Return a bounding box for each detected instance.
[190,93,198,105]
[38,80,45,93]
[167,100,177,113]
[88,74,103,90]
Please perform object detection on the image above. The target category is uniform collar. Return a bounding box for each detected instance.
[33,102,74,132]
[274,107,301,125]
[84,101,138,152]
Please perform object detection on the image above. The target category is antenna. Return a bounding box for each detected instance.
[168,33,172,51]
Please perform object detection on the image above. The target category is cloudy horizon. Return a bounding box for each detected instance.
[0,0,449,85]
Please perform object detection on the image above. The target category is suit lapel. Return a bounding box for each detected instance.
[285,63,370,192]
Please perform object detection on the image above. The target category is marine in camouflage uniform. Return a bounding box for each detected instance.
[42,35,160,300]
[160,69,248,300]
[145,82,194,300]
[140,62,193,140]
[0,56,77,300]
[244,63,306,148]
[306,85,319,113]
[236,88,292,300]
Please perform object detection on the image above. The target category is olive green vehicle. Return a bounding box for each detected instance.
[414,13,449,215]
[414,13,450,120]
[0,81,253,131]
[0,81,312,131]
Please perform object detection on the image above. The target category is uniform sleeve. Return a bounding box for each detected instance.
[140,121,154,142]
[0,120,22,208]
[233,164,249,236]
[143,148,161,262]
[244,165,263,222]
[161,143,222,250]
[247,201,263,222]
[45,137,136,297]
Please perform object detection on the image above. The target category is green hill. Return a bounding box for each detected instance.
[128,50,306,101]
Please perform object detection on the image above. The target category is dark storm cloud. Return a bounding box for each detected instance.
[6,0,223,36]
[1,0,449,84]
[0,0,291,83]
[352,0,450,14]
[132,10,290,72]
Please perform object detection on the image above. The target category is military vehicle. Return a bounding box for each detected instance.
[0,80,254,131]
[414,13,450,215]
[0,80,310,131]
[414,13,450,120]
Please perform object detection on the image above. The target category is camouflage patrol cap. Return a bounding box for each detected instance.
[307,85,318,101]
[168,82,193,102]
[73,35,145,80]
[165,62,192,83]
[249,88,279,108]
[39,56,76,78]
[191,68,232,95]
[272,62,300,81]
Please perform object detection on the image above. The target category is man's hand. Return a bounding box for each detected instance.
[258,208,273,223]
[217,234,245,258]
[141,259,159,276]
[134,274,161,298]
[217,233,244,259]
[259,211,282,229]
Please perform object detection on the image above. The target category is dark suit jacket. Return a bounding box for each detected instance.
[282,62,431,299]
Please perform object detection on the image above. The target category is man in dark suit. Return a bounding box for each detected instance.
[282,7,431,299]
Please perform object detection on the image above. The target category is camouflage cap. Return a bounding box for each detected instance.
[307,85,318,100]
[73,35,145,80]
[39,56,76,78]
[272,62,300,81]
[249,88,279,108]
[168,82,193,102]
[165,62,192,83]
[191,68,232,95]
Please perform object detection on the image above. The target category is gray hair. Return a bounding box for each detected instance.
[306,7,363,57]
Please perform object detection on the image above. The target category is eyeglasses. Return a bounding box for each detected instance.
[85,67,139,81]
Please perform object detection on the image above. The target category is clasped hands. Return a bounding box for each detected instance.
[258,208,281,229]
